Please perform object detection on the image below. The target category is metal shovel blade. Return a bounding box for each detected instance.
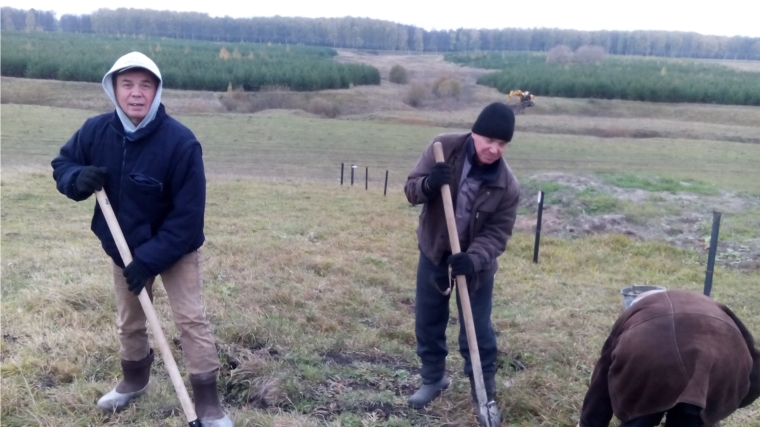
[476,400,502,427]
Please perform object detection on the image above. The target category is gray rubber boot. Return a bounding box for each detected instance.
[407,376,451,409]
[97,349,154,412]
[468,372,496,403]
[190,370,232,426]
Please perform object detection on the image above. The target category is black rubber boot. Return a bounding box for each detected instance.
[468,372,496,403]
[97,349,154,411]
[407,376,451,409]
[190,370,230,425]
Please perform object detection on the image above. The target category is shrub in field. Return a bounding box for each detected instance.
[388,64,409,84]
[432,76,462,99]
[575,45,607,64]
[546,45,574,64]
[404,83,427,107]
[220,86,249,112]
[308,97,339,117]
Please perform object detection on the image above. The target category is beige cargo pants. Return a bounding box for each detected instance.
[111,250,220,374]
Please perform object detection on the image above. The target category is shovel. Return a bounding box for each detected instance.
[95,190,201,427]
[432,142,501,427]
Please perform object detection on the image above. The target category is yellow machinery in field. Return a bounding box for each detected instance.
[507,89,535,113]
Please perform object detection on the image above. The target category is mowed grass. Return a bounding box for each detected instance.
[2,103,760,426]
[3,104,760,194]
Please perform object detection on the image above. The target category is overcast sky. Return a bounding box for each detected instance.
[5,0,760,38]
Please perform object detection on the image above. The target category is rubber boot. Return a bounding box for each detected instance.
[407,376,451,409]
[469,372,501,426]
[97,349,154,411]
[190,370,233,427]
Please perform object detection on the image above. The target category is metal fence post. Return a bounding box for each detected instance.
[704,211,722,297]
[533,191,544,264]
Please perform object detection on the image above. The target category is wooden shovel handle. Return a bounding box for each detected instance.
[432,142,491,409]
[95,190,198,424]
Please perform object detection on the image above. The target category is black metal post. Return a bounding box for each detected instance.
[533,191,544,263]
[365,167,368,190]
[340,163,344,185]
[384,170,389,196]
[351,165,355,186]
[704,211,722,297]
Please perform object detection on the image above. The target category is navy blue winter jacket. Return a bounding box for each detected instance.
[52,104,205,275]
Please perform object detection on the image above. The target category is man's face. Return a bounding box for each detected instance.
[471,132,508,165]
[114,69,158,126]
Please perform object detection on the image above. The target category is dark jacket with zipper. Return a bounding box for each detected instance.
[404,132,520,288]
[52,104,205,276]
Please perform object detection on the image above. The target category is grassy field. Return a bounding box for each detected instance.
[2,49,760,426]
[3,104,760,194]
[3,101,760,426]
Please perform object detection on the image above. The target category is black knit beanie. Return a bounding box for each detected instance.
[471,102,515,142]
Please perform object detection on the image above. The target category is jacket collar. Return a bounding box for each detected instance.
[110,104,167,141]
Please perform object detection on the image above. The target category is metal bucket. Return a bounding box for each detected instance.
[620,285,666,309]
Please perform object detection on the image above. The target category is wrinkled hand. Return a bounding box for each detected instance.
[425,162,452,194]
[448,252,474,276]
[76,166,108,194]
[123,260,152,296]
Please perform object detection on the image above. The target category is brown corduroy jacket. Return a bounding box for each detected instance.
[404,133,520,287]
[580,290,760,427]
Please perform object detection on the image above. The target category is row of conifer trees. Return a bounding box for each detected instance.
[1,31,380,91]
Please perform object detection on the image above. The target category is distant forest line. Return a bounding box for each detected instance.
[0,31,380,92]
[3,7,760,60]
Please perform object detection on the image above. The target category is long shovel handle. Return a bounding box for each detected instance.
[95,190,200,426]
[432,143,491,415]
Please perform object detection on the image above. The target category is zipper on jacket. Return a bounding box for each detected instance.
[469,189,491,242]
[118,136,127,222]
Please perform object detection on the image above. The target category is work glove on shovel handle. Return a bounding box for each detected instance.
[76,166,108,194]
[448,252,474,276]
[124,260,152,296]
[424,162,452,195]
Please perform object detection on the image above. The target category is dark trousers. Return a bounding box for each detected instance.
[414,252,497,382]
[620,403,705,427]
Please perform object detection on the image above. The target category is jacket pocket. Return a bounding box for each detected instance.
[129,173,163,192]
[471,189,501,235]
[121,174,168,248]
[472,207,496,235]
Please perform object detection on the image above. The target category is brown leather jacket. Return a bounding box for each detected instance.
[580,290,760,426]
[404,133,520,286]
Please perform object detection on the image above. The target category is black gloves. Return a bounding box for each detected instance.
[124,259,152,296]
[424,162,452,196]
[448,252,474,276]
[76,166,108,194]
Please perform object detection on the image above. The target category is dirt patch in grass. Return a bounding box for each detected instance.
[515,172,760,272]
[322,350,418,372]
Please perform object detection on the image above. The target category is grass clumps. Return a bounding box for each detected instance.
[597,172,718,195]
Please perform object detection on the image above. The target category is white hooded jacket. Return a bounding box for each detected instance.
[102,52,163,134]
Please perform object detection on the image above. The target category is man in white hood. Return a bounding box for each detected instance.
[52,52,232,426]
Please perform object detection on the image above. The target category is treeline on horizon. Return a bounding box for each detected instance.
[3,6,760,60]
[447,52,760,106]
[0,31,380,91]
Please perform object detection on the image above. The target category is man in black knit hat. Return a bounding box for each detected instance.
[404,102,521,417]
